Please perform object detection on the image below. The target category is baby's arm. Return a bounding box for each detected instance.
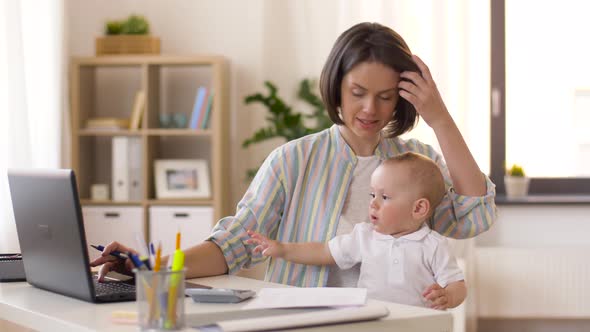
[246,230,335,265]
[422,280,466,310]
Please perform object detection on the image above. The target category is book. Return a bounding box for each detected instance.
[129,91,146,130]
[201,92,214,129]
[189,86,208,129]
[86,117,129,130]
[195,88,210,129]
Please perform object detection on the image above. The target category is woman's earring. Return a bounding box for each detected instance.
[337,107,343,120]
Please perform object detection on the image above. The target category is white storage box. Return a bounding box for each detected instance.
[149,206,213,256]
[82,206,144,261]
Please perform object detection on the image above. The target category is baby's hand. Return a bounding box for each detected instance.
[245,230,284,258]
[422,283,450,310]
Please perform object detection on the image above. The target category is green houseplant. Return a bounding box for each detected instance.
[105,15,150,35]
[242,79,331,179]
[97,15,159,55]
[504,164,530,198]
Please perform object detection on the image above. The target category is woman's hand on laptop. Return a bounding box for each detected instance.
[89,241,137,282]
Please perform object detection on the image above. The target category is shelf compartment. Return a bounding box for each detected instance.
[146,64,213,130]
[73,64,144,131]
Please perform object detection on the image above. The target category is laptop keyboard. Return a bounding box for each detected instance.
[93,278,136,295]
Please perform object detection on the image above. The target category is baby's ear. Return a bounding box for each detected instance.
[412,198,431,219]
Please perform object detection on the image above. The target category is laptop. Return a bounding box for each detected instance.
[7,168,136,303]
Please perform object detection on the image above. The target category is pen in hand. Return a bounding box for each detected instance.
[91,244,129,260]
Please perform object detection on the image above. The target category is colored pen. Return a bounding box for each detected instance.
[135,234,152,270]
[154,242,162,272]
[128,252,147,270]
[165,231,184,329]
[91,245,129,260]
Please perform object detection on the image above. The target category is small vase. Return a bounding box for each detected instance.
[504,176,530,198]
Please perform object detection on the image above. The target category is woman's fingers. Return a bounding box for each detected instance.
[412,54,433,82]
[97,261,114,282]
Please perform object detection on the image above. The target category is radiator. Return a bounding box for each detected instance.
[476,247,590,318]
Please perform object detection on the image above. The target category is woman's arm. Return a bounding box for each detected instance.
[163,241,228,279]
[399,54,486,196]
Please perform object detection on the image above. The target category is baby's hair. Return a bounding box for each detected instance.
[382,152,446,217]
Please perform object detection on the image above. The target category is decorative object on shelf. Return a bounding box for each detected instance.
[158,113,188,128]
[242,79,331,179]
[96,15,160,55]
[172,113,188,128]
[504,164,530,198]
[155,159,211,199]
[85,117,130,130]
[129,91,146,130]
[90,184,110,201]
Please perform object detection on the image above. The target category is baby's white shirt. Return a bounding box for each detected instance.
[328,222,464,307]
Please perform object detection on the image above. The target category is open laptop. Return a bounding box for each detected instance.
[7,168,136,303]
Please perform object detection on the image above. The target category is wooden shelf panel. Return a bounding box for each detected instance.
[147,199,213,206]
[78,129,142,136]
[80,200,142,206]
[77,129,211,137]
[145,129,212,136]
[72,54,225,66]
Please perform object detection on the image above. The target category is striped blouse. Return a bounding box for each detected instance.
[209,125,497,287]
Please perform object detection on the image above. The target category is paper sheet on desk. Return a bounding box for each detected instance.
[242,287,367,309]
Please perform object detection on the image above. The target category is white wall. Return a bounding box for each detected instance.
[475,205,590,331]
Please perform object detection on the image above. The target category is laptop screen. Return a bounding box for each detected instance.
[8,169,96,302]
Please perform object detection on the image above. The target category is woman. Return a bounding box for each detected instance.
[92,22,496,287]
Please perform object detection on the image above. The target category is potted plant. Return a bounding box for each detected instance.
[242,79,331,179]
[96,15,160,55]
[504,164,530,198]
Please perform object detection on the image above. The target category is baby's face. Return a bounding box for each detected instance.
[368,163,422,236]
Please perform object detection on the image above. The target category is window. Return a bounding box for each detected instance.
[491,0,590,195]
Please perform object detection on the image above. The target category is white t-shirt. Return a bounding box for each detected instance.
[328,223,465,307]
[326,155,380,287]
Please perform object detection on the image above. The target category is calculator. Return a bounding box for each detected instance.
[185,288,256,303]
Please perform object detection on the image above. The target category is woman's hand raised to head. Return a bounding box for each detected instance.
[398,54,453,130]
[89,241,138,282]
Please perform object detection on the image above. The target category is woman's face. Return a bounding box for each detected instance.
[339,61,400,140]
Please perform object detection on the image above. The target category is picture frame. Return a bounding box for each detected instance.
[154,159,211,199]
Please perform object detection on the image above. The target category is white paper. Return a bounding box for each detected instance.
[242,287,367,310]
[216,303,388,332]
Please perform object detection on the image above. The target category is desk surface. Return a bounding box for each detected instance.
[0,275,452,332]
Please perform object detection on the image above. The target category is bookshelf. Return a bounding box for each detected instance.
[70,55,230,252]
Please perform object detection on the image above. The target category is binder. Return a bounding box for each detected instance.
[112,137,142,201]
[128,137,142,200]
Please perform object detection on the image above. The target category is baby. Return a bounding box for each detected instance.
[247,152,466,309]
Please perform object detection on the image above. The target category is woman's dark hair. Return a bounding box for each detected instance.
[319,22,420,138]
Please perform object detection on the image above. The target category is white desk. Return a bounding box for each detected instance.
[0,275,452,331]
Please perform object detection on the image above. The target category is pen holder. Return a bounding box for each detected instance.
[135,269,185,331]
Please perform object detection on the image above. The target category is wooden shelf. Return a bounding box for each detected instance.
[70,54,230,240]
